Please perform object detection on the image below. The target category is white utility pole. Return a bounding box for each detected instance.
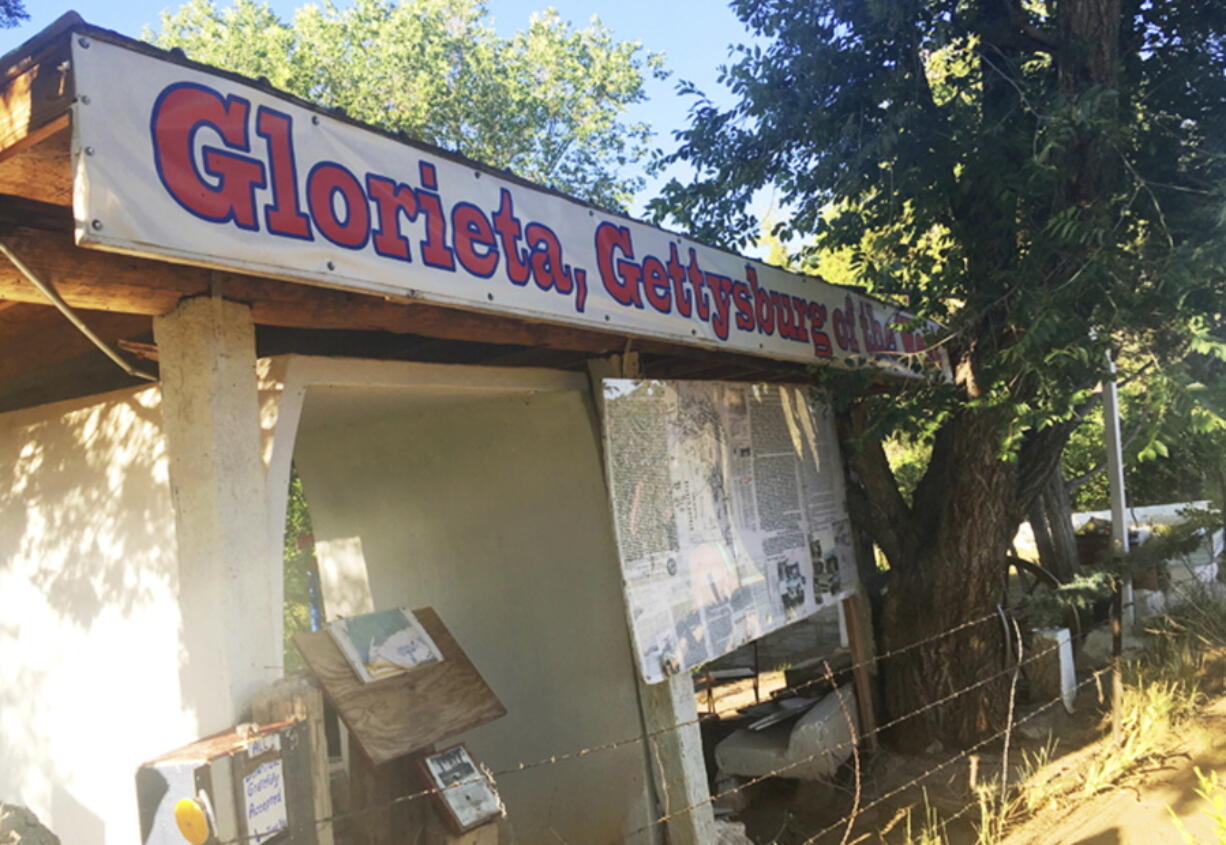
[1103,351,1135,631]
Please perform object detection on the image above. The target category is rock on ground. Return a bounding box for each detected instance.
[1078,624,1146,667]
[715,819,755,845]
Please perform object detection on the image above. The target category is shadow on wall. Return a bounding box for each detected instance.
[0,385,189,842]
[52,783,106,843]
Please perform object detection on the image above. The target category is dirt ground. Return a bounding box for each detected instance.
[1001,696,1226,845]
[722,670,1226,844]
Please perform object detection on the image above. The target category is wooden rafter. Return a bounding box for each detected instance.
[0,30,72,162]
[0,301,151,387]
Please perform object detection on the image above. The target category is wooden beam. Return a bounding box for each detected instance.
[0,125,72,206]
[0,227,633,351]
[0,192,73,231]
[0,301,151,386]
[0,32,72,160]
[0,227,811,380]
[0,113,68,167]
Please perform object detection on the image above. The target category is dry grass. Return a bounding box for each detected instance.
[875,589,1226,845]
[1168,767,1226,844]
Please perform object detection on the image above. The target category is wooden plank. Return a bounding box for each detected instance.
[0,192,73,230]
[0,34,72,158]
[250,674,335,845]
[0,226,810,377]
[294,608,506,766]
[0,113,68,167]
[347,743,425,845]
[841,592,879,752]
[0,226,634,353]
[0,125,72,205]
[0,302,150,386]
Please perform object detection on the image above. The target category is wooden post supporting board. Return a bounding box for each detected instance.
[347,744,423,845]
[841,592,879,752]
[250,674,335,845]
[587,354,716,845]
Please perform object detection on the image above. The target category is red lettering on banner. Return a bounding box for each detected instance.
[256,107,311,239]
[525,224,572,294]
[595,223,642,307]
[666,245,692,317]
[145,81,940,369]
[415,163,455,270]
[747,267,774,335]
[452,203,499,277]
[832,296,861,352]
[642,256,672,313]
[306,163,368,249]
[492,189,530,285]
[151,83,265,229]
[366,175,418,261]
[808,302,833,357]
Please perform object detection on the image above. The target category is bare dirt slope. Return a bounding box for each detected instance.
[1002,697,1226,845]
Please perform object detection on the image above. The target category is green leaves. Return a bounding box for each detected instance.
[147,0,664,210]
[653,0,1226,473]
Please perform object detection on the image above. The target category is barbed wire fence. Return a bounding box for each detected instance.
[212,598,1136,845]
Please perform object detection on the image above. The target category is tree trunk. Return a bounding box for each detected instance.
[846,410,1017,749]
[1028,466,1080,582]
[837,0,1123,752]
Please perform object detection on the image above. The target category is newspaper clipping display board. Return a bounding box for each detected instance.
[603,380,856,684]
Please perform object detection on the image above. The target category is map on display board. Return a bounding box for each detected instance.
[603,380,857,684]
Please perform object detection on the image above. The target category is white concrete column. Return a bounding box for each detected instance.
[155,296,279,733]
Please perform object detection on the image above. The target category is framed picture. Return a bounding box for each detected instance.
[417,744,504,834]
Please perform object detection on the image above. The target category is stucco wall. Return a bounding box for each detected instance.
[0,385,193,845]
[294,383,658,843]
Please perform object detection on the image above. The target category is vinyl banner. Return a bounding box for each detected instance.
[603,379,856,684]
[71,35,947,376]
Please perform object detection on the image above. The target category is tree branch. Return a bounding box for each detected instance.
[837,407,917,570]
[1004,0,1058,52]
[1064,417,1148,492]
[1014,421,1076,522]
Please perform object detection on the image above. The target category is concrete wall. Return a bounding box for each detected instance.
[0,385,193,844]
[294,378,657,843]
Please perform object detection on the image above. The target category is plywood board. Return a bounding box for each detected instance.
[294,608,506,765]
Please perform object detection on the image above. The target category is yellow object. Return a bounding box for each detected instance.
[173,798,210,844]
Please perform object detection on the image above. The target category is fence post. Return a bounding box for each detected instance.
[250,673,335,845]
[1111,577,1124,744]
[841,593,879,752]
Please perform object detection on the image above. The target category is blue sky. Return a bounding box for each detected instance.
[3,1,769,231]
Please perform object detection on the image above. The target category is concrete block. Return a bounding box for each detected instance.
[714,820,754,845]
[1133,589,1166,619]
[1078,624,1145,667]
[714,685,858,781]
[1030,627,1076,713]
